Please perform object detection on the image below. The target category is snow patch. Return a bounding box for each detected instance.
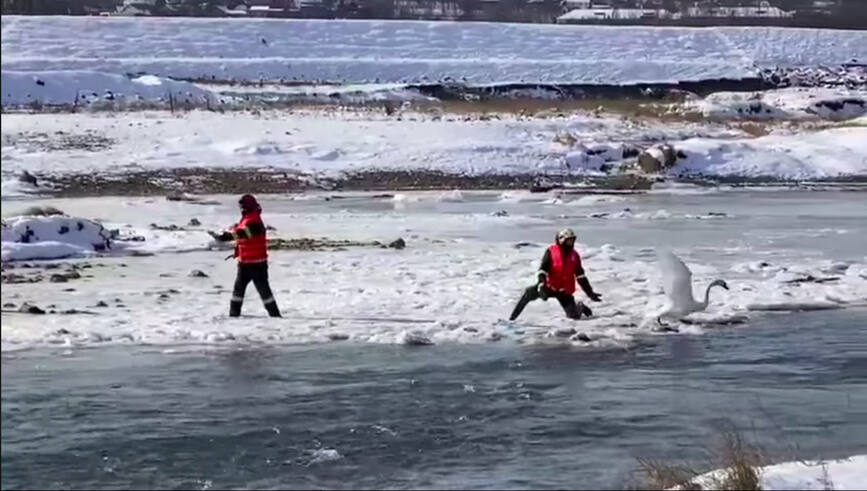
[673,127,867,179]
[1,215,111,261]
[688,455,866,491]
[1,70,217,108]
[1,241,93,262]
[684,87,867,121]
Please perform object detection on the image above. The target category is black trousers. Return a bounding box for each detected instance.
[509,284,590,321]
[230,262,281,317]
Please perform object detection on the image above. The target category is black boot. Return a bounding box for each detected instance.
[264,300,281,318]
[509,285,540,321]
[229,300,243,317]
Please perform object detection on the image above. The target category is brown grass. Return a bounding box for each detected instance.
[734,122,773,137]
[713,429,764,490]
[820,462,835,491]
[636,427,766,490]
[636,457,703,490]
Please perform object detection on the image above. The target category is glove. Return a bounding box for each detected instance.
[588,292,602,302]
[207,230,219,239]
[537,283,549,301]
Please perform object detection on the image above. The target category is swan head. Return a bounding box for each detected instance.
[710,279,729,290]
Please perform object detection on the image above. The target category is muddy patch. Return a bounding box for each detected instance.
[2,131,115,152]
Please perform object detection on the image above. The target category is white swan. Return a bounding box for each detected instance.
[654,250,728,325]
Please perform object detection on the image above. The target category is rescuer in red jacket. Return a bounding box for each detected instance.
[509,228,602,321]
[209,194,281,318]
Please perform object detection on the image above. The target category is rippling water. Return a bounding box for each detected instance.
[3,308,866,490]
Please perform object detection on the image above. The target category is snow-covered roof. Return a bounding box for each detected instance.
[558,8,667,21]
[249,5,283,11]
[558,8,612,20]
[685,6,795,18]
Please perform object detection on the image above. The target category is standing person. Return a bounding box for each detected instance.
[209,194,281,318]
[509,228,601,321]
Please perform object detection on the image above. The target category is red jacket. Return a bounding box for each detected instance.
[545,244,581,294]
[233,212,268,263]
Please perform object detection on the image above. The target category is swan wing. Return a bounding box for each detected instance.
[657,250,696,312]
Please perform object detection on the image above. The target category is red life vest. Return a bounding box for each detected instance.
[545,244,580,294]
[234,212,268,264]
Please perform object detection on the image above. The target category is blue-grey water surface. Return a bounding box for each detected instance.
[3,308,866,490]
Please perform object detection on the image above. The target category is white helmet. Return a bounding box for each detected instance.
[556,228,576,243]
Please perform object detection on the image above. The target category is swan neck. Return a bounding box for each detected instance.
[702,283,714,308]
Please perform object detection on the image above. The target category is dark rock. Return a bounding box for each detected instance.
[574,333,592,343]
[56,328,71,335]
[49,274,69,283]
[783,275,840,284]
[60,309,96,315]
[388,238,406,250]
[165,192,200,202]
[17,303,45,314]
[530,185,558,193]
[514,242,538,249]
[187,218,201,226]
[623,147,640,159]
[19,171,38,186]
[3,302,16,308]
[149,223,181,231]
[491,210,509,217]
[21,205,65,217]
[2,273,41,284]
[188,269,209,278]
[95,301,109,308]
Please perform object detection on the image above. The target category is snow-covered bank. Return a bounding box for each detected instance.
[678,87,867,121]
[0,71,217,108]
[3,111,865,195]
[3,16,866,86]
[673,127,867,179]
[688,455,867,490]
[203,82,435,106]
